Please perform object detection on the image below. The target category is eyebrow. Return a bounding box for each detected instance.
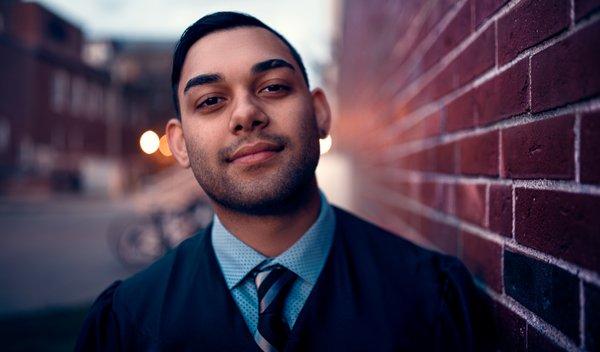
[183,74,222,94]
[182,58,295,95]
[251,58,295,75]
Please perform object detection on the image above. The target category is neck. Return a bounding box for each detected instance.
[212,179,322,257]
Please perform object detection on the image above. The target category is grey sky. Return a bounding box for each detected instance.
[32,0,335,87]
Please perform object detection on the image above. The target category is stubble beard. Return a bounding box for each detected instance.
[186,120,321,216]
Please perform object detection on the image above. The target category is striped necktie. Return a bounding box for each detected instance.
[253,264,297,352]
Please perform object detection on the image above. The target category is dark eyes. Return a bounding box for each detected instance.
[196,96,225,111]
[202,97,222,107]
[261,84,291,93]
[194,84,291,112]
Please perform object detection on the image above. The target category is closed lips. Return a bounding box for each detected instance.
[228,142,283,162]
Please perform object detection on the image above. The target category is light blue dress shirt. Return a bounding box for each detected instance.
[211,192,336,333]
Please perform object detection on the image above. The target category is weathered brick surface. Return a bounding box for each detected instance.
[497,0,570,65]
[454,183,486,226]
[472,0,509,28]
[450,25,495,90]
[476,59,530,126]
[405,25,495,112]
[446,59,529,132]
[337,0,600,348]
[515,188,600,271]
[504,250,579,341]
[488,184,512,237]
[432,142,456,174]
[446,89,479,132]
[580,111,600,183]
[398,110,441,143]
[531,21,600,112]
[422,2,471,72]
[461,230,502,292]
[458,131,499,176]
[501,115,575,179]
[419,182,454,214]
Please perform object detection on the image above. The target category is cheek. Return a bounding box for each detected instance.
[183,127,218,162]
[271,98,315,131]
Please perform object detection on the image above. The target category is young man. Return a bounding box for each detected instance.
[76,12,494,351]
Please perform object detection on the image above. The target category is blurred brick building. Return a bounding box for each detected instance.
[334,0,599,351]
[0,1,174,196]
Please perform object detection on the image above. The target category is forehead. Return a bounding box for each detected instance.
[180,27,297,86]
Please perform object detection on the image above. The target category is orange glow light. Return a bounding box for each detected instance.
[159,134,172,157]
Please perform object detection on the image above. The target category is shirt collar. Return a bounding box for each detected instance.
[211,191,336,290]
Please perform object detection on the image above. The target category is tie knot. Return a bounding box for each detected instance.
[253,264,296,314]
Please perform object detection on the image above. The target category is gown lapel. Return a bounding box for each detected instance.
[162,225,261,351]
[284,210,362,351]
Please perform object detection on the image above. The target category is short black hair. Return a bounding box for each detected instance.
[170,11,310,118]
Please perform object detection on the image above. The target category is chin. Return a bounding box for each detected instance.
[213,177,312,216]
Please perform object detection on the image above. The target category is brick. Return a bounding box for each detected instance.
[418,181,443,209]
[504,250,580,341]
[452,25,495,88]
[515,188,600,271]
[406,25,495,112]
[576,0,600,20]
[396,0,456,73]
[433,142,456,174]
[460,230,502,292]
[454,183,487,226]
[580,112,600,183]
[527,326,567,351]
[494,303,526,352]
[585,283,600,351]
[446,89,478,132]
[531,21,600,112]
[497,0,570,65]
[419,216,459,256]
[458,131,499,176]
[488,184,512,237]
[501,114,575,179]
[419,182,454,213]
[422,2,471,72]
[400,149,431,172]
[399,110,441,142]
[447,59,529,132]
[472,0,509,28]
[479,60,530,126]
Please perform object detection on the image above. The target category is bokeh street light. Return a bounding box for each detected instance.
[140,130,160,154]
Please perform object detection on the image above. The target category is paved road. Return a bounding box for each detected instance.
[0,196,140,316]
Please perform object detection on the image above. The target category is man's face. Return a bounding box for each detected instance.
[170,27,330,214]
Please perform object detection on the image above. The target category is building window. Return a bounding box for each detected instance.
[50,70,69,113]
[86,83,104,119]
[70,76,86,116]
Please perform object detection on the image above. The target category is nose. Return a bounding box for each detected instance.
[228,93,269,134]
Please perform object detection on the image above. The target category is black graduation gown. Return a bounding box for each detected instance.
[75,206,496,351]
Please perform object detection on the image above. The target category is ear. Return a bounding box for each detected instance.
[311,88,331,139]
[166,118,190,168]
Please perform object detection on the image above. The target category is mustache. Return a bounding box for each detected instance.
[218,133,290,162]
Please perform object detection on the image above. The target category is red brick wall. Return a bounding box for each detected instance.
[334,0,600,350]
